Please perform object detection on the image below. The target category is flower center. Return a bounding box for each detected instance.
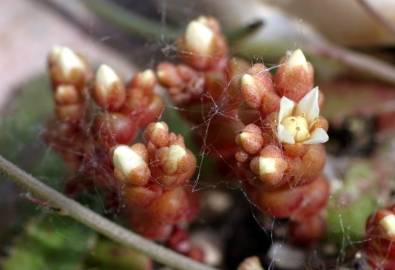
[281,116,310,142]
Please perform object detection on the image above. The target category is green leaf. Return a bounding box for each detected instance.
[85,238,152,270]
[325,160,378,244]
[2,215,97,270]
[0,74,65,186]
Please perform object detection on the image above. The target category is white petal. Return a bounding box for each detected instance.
[296,87,320,122]
[277,124,295,144]
[303,128,329,144]
[278,96,295,123]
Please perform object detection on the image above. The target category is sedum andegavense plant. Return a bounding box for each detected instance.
[44,15,333,266]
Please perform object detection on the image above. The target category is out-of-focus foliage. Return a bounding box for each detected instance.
[2,215,96,270]
[326,161,377,244]
[0,76,151,270]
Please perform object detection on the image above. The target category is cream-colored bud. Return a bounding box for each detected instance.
[96,64,121,89]
[56,47,85,79]
[165,144,186,174]
[379,214,395,238]
[287,49,308,70]
[258,157,278,175]
[113,145,145,179]
[239,132,251,143]
[49,45,63,62]
[140,69,155,83]
[185,20,214,55]
[241,74,256,89]
[237,256,264,270]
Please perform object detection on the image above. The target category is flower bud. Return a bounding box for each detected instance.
[235,124,263,155]
[131,69,156,90]
[249,145,287,187]
[49,46,88,87]
[160,144,188,174]
[185,18,215,57]
[144,122,170,147]
[379,214,395,238]
[157,62,183,88]
[237,256,264,270]
[112,144,150,186]
[179,17,227,70]
[274,49,314,101]
[94,64,126,111]
[241,64,275,111]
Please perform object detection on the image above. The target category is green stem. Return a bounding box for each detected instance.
[225,19,264,45]
[84,0,180,40]
[0,154,216,270]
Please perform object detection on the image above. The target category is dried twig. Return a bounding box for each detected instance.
[0,154,216,270]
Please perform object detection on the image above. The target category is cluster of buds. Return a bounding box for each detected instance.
[44,46,92,170]
[364,205,395,269]
[45,48,202,259]
[45,46,164,171]
[157,17,249,159]
[236,52,329,244]
[45,16,331,257]
[112,122,202,259]
[48,46,90,123]
[158,16,330,244]
[91,64,164,148]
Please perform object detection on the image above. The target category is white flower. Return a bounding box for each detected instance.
[277,87,329,144]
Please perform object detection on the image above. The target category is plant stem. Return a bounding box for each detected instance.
[226,20,265,45]
[84,0,180,40]
[0,154,216,270]
[305,42,395,84]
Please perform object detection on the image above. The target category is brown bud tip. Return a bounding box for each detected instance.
[112,144,150,186]
[236,124,263,155]
[94,64,126,110]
